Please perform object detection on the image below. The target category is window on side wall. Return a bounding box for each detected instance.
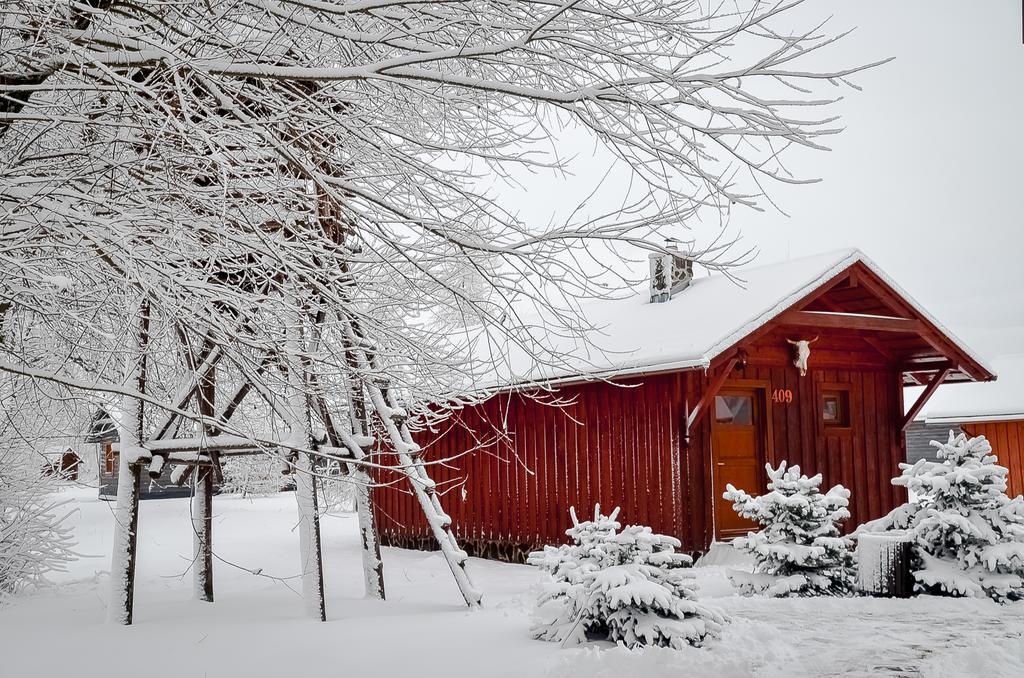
[820,386,851,431]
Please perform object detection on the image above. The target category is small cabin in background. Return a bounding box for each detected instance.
[373,249,995,561]
[906,353,1023,498]
[39,447,83,481]
[86,410,193,500]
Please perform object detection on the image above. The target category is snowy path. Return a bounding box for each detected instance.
[0,488,1021,678]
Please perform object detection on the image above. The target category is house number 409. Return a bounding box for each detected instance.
[771,388,794,404]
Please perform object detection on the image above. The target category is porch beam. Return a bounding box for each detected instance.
[901,366,953,432]
[686,356,739,432]
[112,435,281,455]
[777,310,924,334]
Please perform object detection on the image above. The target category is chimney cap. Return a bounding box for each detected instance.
[664,237,681,250]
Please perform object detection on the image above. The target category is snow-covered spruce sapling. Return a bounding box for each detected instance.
[724,462,855,596]
[528,505,725,649]
[862,432,1024,602]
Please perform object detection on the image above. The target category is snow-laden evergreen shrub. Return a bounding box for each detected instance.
[0,448,76,599]
[724,461,855,596]
[528,505,725,649]
[863,431,1024,602]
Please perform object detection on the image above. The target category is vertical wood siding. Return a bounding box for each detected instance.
[961,420,1024,499]
[373,373,695,560]
[711,362,908,533]
[373,356,910,560]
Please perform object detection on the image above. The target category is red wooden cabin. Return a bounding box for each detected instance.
[373,249,995,560]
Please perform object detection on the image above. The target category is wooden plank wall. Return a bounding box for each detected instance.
[372,373,702,560]
[706,361,909,531]
[961,420,1024,499]
[373,336,912,560]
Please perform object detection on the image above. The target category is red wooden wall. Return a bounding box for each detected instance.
[373,373,694,560]
[961,420,1024,498]
[372,340,910,560]
[714,363,907,531]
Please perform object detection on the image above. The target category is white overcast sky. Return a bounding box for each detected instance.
[499,1,1024,362]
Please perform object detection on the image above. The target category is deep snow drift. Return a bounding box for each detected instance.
[0,488,1021,678]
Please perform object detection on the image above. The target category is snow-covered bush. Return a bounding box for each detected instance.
[862,432,1024,602]
[528,505,724,649]
[0,448,76,599]
[724,462,855,596]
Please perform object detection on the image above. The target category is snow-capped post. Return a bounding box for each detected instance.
[528,505,725,648]
[860,432,1024,602]
[108,300,149,625]
[723,461,856,596]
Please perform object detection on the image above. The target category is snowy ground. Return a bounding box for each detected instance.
[1,488,1022,678]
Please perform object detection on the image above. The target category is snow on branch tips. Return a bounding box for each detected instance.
[0,446,76,600]
[860,432,1024,603]
[528,505,725,649]
[0,1,881,440]
[724,462,856,597]
[0,0,880,613]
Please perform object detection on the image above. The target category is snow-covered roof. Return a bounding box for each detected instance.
[916,354,1024,424]
[483,248,992,387]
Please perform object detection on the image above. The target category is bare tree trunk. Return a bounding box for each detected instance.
[352,471,385,600]
[108,301,149,624]
[294,452,327,621]
[192,467,214,602]
[108,459,141,624]
[343,370,386,601]
[193,342,216,602]
[287,313,327,620]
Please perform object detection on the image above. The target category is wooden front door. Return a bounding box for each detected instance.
[711,387,764,539]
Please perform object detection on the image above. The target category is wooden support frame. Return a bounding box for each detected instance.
[901,366,953,433]
[686,356,739,433]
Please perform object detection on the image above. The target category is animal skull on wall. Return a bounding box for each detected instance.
[786,336,819,376]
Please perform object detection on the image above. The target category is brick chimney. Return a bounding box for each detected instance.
[649,239,693,303]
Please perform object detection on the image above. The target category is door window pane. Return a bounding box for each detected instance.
[715,395,753,425]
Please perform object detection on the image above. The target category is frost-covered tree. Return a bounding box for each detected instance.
[1,0,880,615]
[0,445,76,599]
[863,432,1024,602]
[724,462,855,596]
[528,505,724,649]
